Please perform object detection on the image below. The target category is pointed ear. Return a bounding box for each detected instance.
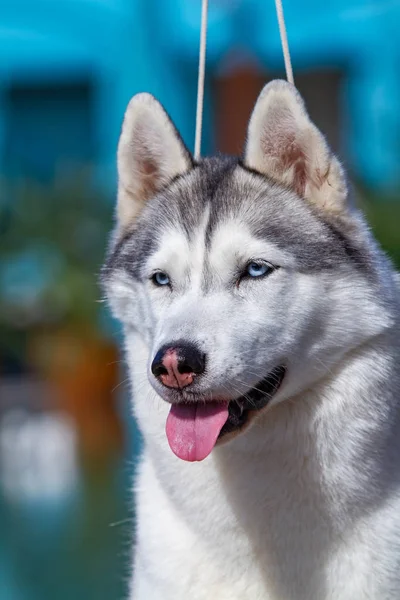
[244,80,347,214]
[117,93,193,228]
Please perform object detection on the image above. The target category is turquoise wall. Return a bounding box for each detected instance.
[0,0,399,190]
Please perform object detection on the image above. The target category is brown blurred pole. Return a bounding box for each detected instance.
[214,57,266,155]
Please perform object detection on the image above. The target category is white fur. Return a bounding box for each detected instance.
[124,221,400,599]
[105,82,400,599]
[128,326,400,599]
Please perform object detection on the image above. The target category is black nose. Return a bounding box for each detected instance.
[151,341,206,378]
[176,343,206,375]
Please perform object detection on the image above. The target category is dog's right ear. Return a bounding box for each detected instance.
[117,93,193,229]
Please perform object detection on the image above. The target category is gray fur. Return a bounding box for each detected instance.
[103,156,384,291]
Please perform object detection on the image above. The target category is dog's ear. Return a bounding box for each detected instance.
[117,93,193,229]
[244,80,347,214]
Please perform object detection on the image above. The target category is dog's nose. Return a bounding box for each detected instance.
[151,343,205,389]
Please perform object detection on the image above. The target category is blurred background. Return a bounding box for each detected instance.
[0,0,399,598]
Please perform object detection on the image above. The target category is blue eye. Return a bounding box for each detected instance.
[152,271,170,286]
[245,262,273,278]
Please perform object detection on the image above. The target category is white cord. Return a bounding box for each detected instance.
[274,0,294,85]
[194,0,293,159]
[194,0,209,160]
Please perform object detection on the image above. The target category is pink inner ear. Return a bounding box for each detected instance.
[260,106,308,198]
[131,118,161,200]
[130,146,159,200]
[283,139,307,198]
[140,155,158,178]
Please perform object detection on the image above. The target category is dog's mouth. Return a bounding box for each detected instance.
[218,365,286,439]
[165,366,286,463]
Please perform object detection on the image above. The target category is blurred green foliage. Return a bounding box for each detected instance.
[361,192,400,269]
[0,175,114,370]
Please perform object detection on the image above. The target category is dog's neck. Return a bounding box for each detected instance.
[215,329,400,517]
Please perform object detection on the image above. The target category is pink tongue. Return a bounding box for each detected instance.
[166,402,229,462]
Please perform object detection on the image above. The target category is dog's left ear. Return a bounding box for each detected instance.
[244,80,347,214]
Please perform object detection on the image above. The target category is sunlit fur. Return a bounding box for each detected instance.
[102,81,400,599]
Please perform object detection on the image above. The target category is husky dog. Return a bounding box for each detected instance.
[102,80,400,599]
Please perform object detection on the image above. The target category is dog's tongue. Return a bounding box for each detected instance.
[166,402,229,462]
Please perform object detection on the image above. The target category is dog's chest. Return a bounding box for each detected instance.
[151,444,336,591]
[139,447,387,600]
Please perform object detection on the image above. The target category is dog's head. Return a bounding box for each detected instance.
[102,81,393,461]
